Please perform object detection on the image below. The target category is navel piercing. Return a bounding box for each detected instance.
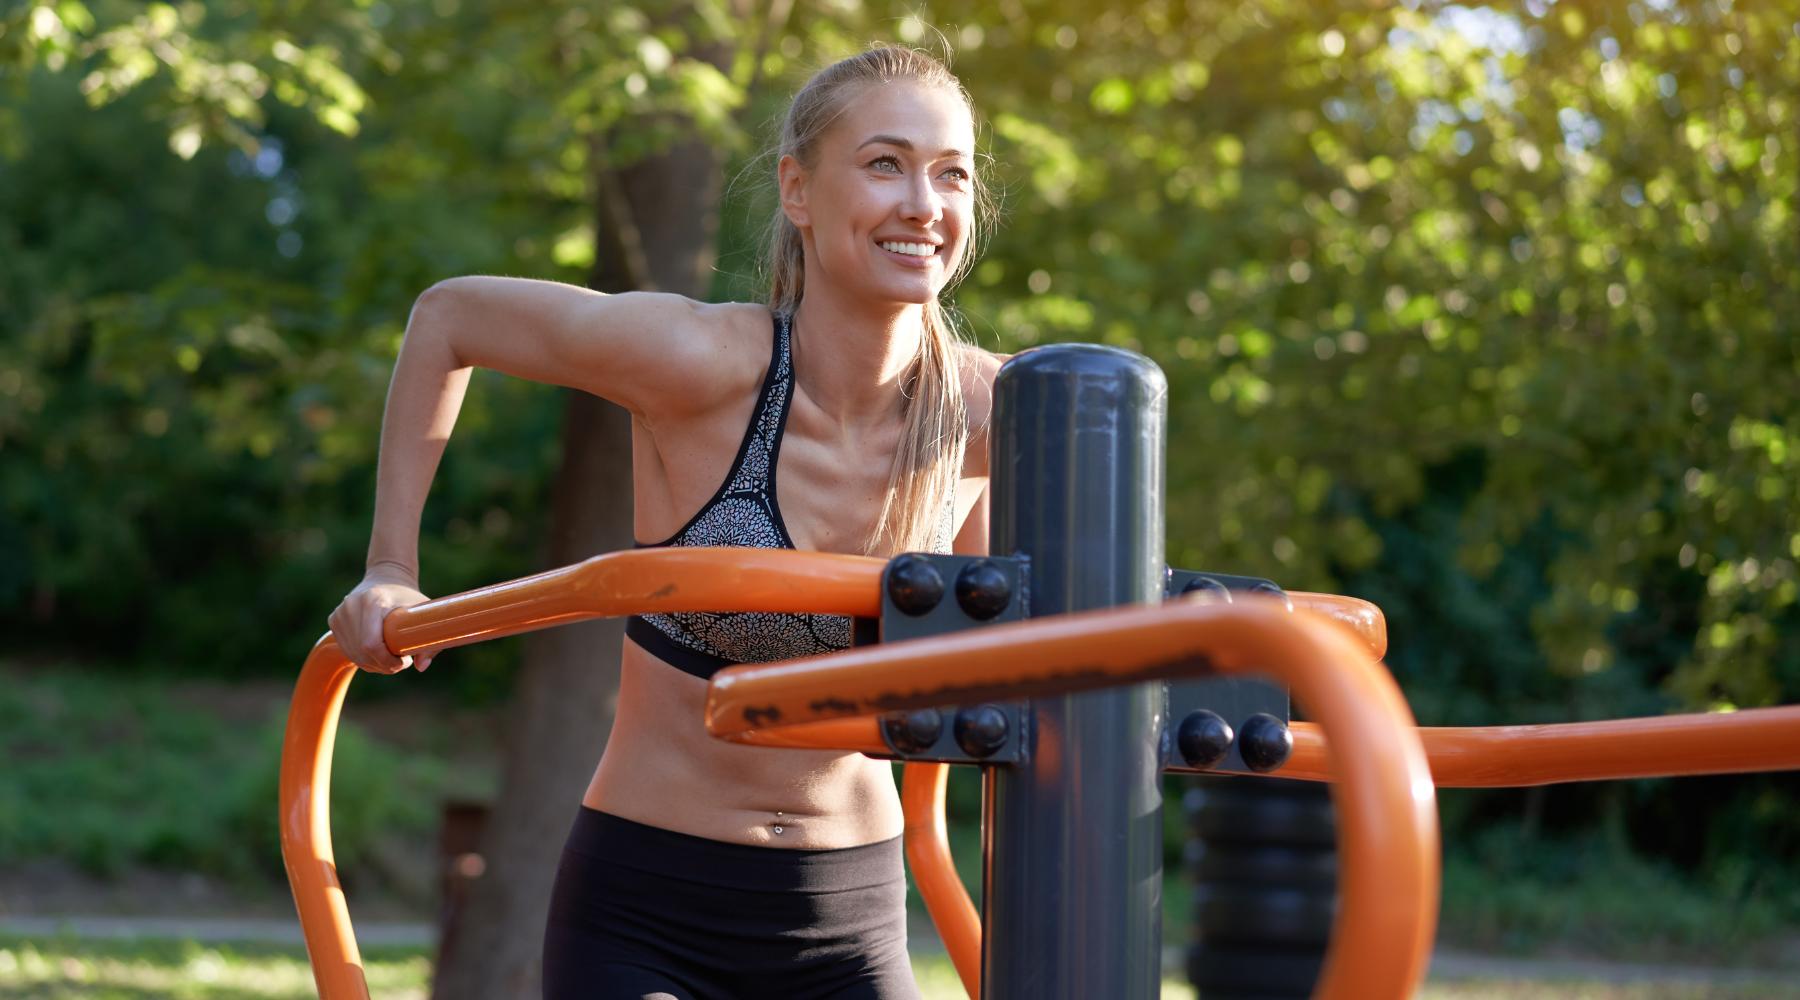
[772,810,785,836]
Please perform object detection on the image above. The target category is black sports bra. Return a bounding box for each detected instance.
[625,309,956,679]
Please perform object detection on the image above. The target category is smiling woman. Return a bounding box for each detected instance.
[324,42,1006,1000]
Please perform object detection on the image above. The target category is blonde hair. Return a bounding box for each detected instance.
[758,43,996,554]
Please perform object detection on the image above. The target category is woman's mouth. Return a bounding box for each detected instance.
[877,240,940,266]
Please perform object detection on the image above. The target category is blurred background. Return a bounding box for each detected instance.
[2,0,1796,997]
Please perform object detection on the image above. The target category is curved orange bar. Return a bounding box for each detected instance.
[1274,707,1800,787]
[279,636,371,1000]
[284,547,1404,998]
[1287,592,1387,659]
[381,547,885,657]
[902,763,982,999]
[705,601,1439,1000]
[286,548,888,1000]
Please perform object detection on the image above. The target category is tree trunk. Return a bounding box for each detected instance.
[430,52,734,1000]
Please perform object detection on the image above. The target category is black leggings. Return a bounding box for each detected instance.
[542,807,921,1000]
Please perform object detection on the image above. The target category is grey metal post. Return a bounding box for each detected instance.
[983,344,1168,999]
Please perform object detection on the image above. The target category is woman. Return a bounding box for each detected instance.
[328,45,1005,999]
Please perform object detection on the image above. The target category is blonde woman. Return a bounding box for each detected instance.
[329,45,1005,1000]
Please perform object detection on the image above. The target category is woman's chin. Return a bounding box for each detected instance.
[869,276,942,306]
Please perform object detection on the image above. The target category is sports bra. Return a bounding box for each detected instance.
[625,309,957,680]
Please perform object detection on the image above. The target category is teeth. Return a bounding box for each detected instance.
[879,241,937,257]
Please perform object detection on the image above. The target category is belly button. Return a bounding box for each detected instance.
[772,810,784,836]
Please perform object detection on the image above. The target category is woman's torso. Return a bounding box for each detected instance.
[584,303,986,849]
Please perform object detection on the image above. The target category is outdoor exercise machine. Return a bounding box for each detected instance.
[281,345,1800,999]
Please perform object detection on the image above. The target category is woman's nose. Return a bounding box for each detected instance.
[900,173,943,224]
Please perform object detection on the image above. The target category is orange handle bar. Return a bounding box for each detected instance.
[284,549,882,1000]
[705,600,1440,1000]
[380,547,886,656]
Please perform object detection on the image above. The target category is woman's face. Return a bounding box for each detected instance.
[782,80,977,307]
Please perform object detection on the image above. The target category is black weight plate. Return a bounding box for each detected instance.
[1184,840,1338,889]
[1186,942,1324,995]
[1187,796,1336,847]
[1191,884,1336,946]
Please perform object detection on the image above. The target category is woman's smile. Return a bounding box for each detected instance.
[875,238,941,268]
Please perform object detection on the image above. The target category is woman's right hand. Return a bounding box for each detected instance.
[328,571,433,674]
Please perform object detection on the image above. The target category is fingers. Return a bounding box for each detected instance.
[326,594,410,674]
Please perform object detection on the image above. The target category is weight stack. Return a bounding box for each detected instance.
[1183,776,1337,999]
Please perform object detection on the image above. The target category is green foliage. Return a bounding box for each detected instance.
[934,0,1798,718]
[3,0,1798,917]
[0,665,477,882]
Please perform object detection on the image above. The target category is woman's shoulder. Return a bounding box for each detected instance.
[650,299,782,411]
[955,342,1009,411]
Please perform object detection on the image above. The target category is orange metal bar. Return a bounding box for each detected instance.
[381,547,885,657]
[1272,707,1800,787]
[706,602,1440,1000]
[284,548,1407,999]
[728,715,889,753]
[1287,591,1387,659]
[902,763,983,999]
[283,548,888,1000]
[280,636,371,1000]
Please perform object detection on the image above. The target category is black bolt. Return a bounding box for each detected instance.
[954,560,1012,620]
[953,704,1010,758]
[886,554,945,616]
[1181,576,1233,604]
[1249,580,1293,611]
[882,709,944,755]
[1176,710,1235,768]
[1237,713,1293,772]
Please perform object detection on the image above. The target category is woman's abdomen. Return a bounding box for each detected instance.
[582,638,903,849]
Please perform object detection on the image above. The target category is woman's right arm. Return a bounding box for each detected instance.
[328,276,732,673]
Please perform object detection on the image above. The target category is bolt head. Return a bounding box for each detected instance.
[883,708,944,755]
[1180,576,1233,604]
[1237,712,1293,772]
[886,554,946,616]
[1249,580,1293,611]
[953,704,1009,758]
[1176,710,1235,768]
[954,560,1012,620]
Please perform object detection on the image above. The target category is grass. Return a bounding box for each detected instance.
[5,936,1799,999]
[1436,826,1800,965]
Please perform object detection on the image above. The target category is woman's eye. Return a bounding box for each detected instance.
[870,156,970,183]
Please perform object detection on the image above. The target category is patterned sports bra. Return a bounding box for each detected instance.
[625,309,957,680]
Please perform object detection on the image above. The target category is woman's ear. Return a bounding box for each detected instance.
[777,153,811,229]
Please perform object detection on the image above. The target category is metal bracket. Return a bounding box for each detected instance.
[1162,568,1291,774]
[874,553,1029,765]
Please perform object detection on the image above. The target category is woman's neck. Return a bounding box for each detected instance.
[789,287,924,432]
